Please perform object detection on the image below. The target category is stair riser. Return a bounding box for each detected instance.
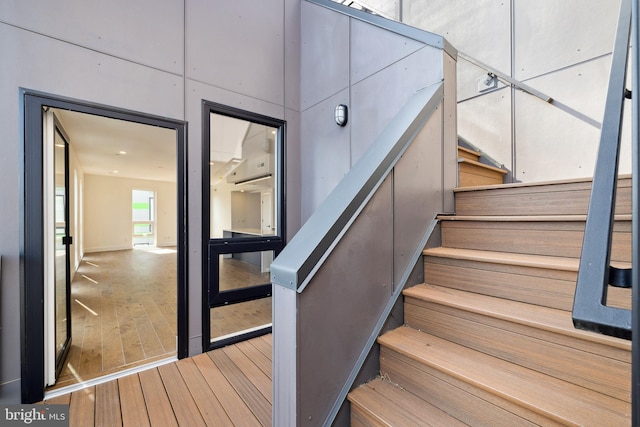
[424,256,631,311]
[350,404,389,427]
[425,256,575,311]
[459,162,504,187]
[457,149,480,162]
[380,347,558,426]
[441,220,631,262]
[404,296,631,402]
[455,178,631,216]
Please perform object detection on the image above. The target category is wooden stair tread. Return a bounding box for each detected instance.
[437,214,632,222]
[378,326,630,425]
[348,378,466,427]
[457,157,507,174]
[423,247,579,271]
[457,145,481,157]
[453,174,632,193]
[403,284,630,351]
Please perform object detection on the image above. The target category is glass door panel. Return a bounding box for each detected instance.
[204,104,285,350]
[53,122,71,379]
[209,115,278,239]
[210,298,272,341]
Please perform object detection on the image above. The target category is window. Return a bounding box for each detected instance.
[202,102,285,349]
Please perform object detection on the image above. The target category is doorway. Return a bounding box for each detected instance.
[202,102,286,351]
[21,91,188,403]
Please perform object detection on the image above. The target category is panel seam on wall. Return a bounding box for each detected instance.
[183,0,187,120]
[0,20,183,78]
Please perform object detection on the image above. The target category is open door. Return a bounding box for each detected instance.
[43,111,72,386]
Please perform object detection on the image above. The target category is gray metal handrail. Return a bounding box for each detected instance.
[271,81,448,426]
[458,51,553,103]
[271,83,443,293]
[572,0,632,339]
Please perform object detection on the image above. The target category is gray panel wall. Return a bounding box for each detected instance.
[0,0,300,402]
[300,1,446,221]
[371,0,629,183]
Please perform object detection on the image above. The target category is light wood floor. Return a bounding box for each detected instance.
[211,257,272,340]
[52,248,274,390]
[43,334,273,426]
[51,247,178,390]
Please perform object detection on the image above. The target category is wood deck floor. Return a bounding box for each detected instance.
[43,334,273,426]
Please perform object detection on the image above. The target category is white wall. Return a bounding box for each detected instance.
[83,175,177,252]
[359,0,630,183]
[0,0,300,402]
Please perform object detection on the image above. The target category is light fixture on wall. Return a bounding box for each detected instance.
[478,72,497,92]
[335,104,348,126]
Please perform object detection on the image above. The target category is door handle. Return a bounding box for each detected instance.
[62,236,73,245]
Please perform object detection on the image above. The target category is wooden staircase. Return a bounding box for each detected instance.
[348,177,632,426]
[458,145,507,187]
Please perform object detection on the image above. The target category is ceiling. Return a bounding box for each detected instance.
[52,108,177,182]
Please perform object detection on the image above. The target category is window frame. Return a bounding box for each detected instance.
[201,101,286,351]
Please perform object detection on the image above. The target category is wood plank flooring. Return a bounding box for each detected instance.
[42,334,273,426]
[51,247,178,390]
[52,248,273,390]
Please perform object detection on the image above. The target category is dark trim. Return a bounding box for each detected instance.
[20,89,189,402]
[208,325,272,351]
[208,238,282,306]
[631,0,639,422]
[53,116,72,379]
[572,0,632,340]
[201,101,286,352]
[21,92,46,404]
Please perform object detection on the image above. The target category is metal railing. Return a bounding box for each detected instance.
[271,80,450,425]
[458,51,553,103]
[572,0,632,339]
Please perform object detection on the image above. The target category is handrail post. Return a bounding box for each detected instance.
[572,0,632,338]
[631,0,639,423]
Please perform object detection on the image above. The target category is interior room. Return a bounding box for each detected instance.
[47,108,277,390]
[47,109,179,389]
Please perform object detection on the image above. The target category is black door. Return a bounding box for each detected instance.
[203,102,286,350]
[50,113,72,383]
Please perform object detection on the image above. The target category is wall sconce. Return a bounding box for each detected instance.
[477,72,497,93]
[335,104,348,126]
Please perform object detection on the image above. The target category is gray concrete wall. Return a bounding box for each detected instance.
[300,0,452,221]
[356,0,630,183]
[0,0,300,402]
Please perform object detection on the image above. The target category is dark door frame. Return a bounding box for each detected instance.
[51,113,73,380]
[202,101,286,351]
[20,89,189,403]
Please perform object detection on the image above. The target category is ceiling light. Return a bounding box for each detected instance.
[235,174,271,186]
[118,151,127,155]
